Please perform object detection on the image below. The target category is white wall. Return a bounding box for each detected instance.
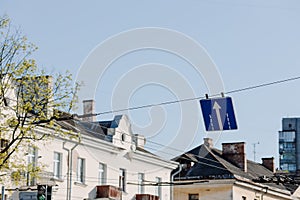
[6,115,177,200]
[34,136,175,200]
[173,179,293,200]
[174,181,233,200]
[232,181,292,200]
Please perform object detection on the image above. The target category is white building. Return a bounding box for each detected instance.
[2,100,178,200]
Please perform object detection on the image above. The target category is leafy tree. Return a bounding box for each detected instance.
[0,16,79,183]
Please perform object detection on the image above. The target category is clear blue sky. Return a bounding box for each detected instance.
[1,0,300,167]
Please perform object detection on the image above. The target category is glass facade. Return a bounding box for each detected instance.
[279,130,296,172]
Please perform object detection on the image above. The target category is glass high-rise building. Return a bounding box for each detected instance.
[279,118,299,173]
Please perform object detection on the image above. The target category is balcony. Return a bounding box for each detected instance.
[136,194,160,200]
[96,185,121,200]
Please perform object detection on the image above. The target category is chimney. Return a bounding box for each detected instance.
[222,142,247,172]
[83,100,96,122]
[203,138,213,149]
[262,157,275,173]
[133,134,146,149]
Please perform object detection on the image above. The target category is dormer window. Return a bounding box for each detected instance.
[121,133,126,143]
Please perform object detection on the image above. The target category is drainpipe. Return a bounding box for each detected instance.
[69,142,79,200]
[261,186,268,200]
[63,140,80,200]
[170,164,184,200]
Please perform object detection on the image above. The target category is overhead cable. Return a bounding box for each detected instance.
[78,75,300,117]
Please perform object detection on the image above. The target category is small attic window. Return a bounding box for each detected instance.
[121,133,126,142]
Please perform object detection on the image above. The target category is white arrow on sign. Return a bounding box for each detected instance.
[213,101,223,130]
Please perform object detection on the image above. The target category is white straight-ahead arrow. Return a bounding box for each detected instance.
[213,101,223,130]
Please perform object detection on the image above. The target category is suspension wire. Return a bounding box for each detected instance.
[77,75,300,118]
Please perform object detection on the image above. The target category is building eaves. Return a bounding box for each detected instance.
[136,146,156,155]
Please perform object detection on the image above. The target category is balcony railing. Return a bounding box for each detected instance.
[96,185,121,200]
[136,194,160,200]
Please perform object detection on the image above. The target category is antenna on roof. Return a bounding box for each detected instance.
[252,142,260,162]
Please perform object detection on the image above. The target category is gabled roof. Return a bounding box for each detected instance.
[172,143,273,181]
[172,143,300,194]
[56,115,159,156]
[56,120,106,140]
[56,115,127,139]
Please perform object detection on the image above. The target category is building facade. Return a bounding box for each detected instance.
[279,118,300,173]
[2,102,178,199]
[172,138,298,200]
[0,75,178,199]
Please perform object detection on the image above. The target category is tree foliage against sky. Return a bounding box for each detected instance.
[0,15,79,182]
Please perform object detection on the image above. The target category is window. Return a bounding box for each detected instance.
[279,131,295,142]
[98,163,106,185]
[155,177,162,198]
[119,168,126,192]
[121,133,126,142]
[280,142,296,153]
[288,164,296,171]
[242,196,246,200]
[27,147,37,186]
[77,158,85,183]
[280,163,288,171]
[189,194,199,200]
[138,173,144,194]
[53,152,62,179]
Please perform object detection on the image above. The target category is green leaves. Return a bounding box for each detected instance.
[0,15,80,184]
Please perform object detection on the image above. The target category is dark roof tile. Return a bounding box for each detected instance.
[173,144,274,181]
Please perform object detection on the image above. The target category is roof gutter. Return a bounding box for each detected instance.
[234,179,292,199]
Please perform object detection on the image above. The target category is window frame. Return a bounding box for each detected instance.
[98,162,106,185]
[138,173,144,194]
[155,177,162,198]
[76,157,86,183]
[119,168,126,192]
[188,193,199,200]
[27,147,38,186]
[53,152,62,179]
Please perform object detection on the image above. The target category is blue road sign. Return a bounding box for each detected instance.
[200,97,238,131]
